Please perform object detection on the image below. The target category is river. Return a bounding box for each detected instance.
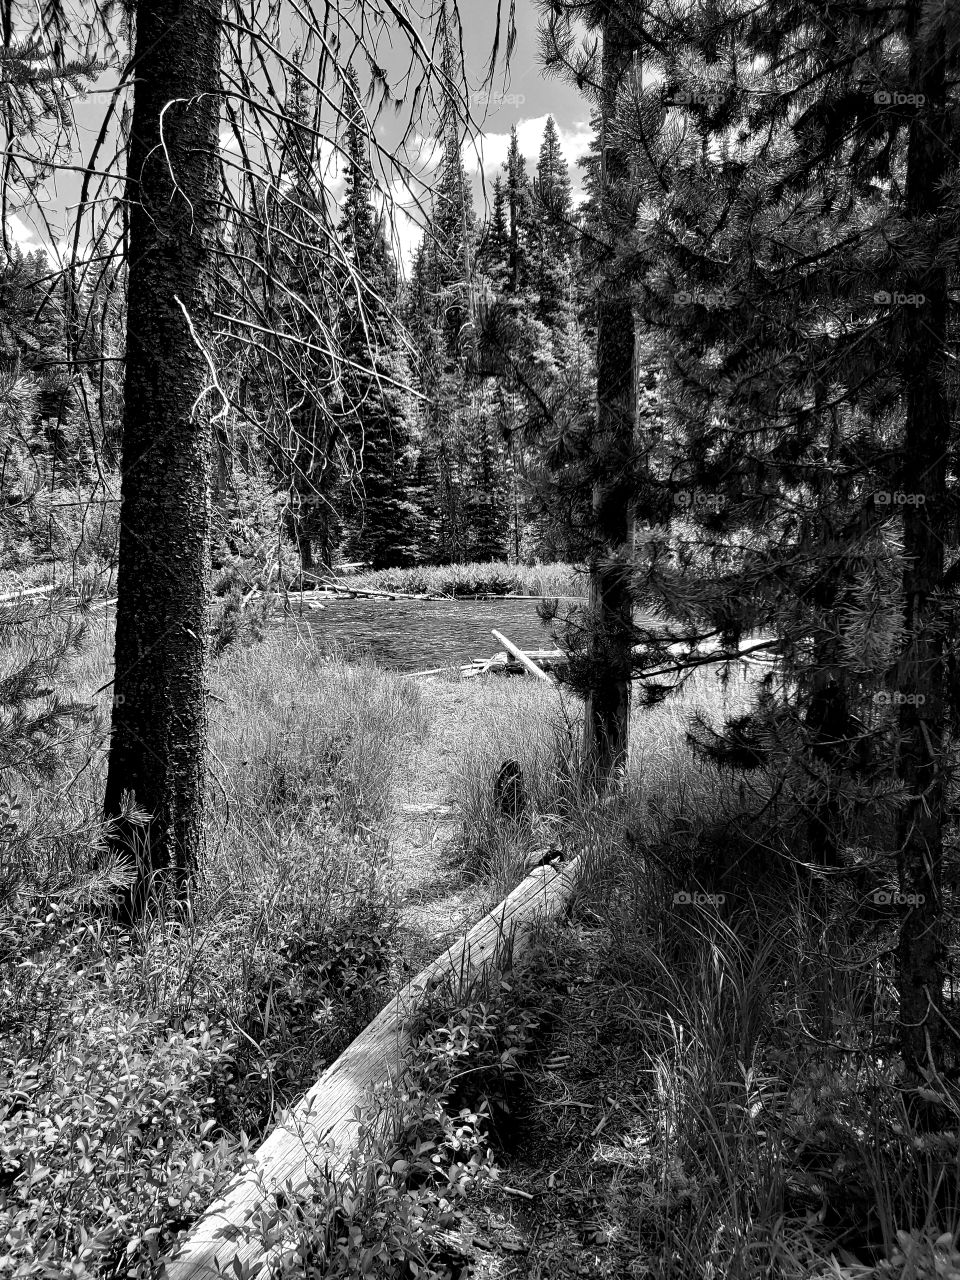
[288,596,564,672]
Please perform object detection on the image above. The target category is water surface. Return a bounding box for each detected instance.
[291,596,563,672]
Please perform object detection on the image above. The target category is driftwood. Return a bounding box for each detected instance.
[299,575,436,601]
[0,583,59,603]
[490,630,555,684]
[160,855,582,1280]
[399,664,465,679]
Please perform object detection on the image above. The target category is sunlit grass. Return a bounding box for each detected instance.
[338,559,585,599]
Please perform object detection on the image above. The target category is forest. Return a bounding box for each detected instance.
[2,0,960,1277]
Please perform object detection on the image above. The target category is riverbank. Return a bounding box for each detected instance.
[325,559,584,600]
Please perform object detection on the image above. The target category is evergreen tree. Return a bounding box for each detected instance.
[503,125,535,296]
[248,54,343,573]
[532,115,575,332]
[540,2,641,784]
[406,91,478,562]
[104,0,221,919]
[561,0,960,1080]
[336,67,419,568]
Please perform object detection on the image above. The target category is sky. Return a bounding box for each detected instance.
[8,0,593,274]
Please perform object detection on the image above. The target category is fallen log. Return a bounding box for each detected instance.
[490,630,554,685]
[0,583,60,603]
[160,854,581,1280]
[308,578,436,601]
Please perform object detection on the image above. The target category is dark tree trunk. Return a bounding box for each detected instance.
[892,5,956,1089]
[582,8,637,787]
[103,0,221,921]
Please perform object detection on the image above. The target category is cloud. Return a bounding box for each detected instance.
[465,115,593,184]
[6,213,42,253]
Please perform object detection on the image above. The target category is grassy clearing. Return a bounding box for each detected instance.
[6,606,959,1279]
[355,665,960,1280]
[336,560,585,599]
[0,613,592,1277]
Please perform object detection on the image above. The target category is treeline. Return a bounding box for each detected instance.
[0,81,594,581]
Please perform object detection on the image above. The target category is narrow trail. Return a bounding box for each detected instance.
[387,674,492,975]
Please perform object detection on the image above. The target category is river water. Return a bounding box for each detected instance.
[290,596,565,672]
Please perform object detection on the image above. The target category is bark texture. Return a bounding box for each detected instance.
[582,5,637,786]
[103,0,221,918]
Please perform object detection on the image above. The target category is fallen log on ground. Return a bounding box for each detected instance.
[298,575,437,601]
[490,629,555,684]
[160,854,582,1280]
[0,583,60,603]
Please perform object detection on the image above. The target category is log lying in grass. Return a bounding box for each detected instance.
[490,630,555,684]
[461,646,568,680]
[160,854,582,1280]
[297,573,436,601]
[461,654,569,679]
[0,583,60,603]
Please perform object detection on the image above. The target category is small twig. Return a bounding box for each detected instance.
[499,1185,534,1200]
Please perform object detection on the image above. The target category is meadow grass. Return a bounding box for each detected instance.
[4,606,959,1279]
[421,662,960,1280]
[0,619,439,1275]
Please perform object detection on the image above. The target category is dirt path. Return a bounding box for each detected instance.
[387,674,493,975]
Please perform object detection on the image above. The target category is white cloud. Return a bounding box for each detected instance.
[466,116,592,184]
[6,213,42,254]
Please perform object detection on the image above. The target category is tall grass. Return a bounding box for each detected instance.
[0,623,436,1276]
[334,559,585,599]
[447,661,960,1280]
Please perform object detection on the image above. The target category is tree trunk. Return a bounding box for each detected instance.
[894,6,954,1088]
[582,8,637,787]
[103,0,221,921]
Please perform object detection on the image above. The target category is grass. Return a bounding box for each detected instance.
[361,664,960,1280]
[0,620,439,1276]
[333,559,585,599]
[4,600,960,1279]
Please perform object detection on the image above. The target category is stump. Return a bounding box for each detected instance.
[494,759,526,821]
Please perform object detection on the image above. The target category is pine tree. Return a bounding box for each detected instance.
[540,2,640,785]
[503,126,535,297]
[407,93,478,562]
[271,56,340,573]
[592,0,960,1081]
[335,66,418,568]
[103,0,222,919]
[532,115,575,332]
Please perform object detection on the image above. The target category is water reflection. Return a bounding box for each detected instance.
[287,597,562,671]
